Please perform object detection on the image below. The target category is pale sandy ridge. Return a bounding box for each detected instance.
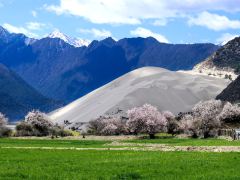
[50,67,229,127]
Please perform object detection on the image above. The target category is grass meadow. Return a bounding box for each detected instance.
[1,137,240,179]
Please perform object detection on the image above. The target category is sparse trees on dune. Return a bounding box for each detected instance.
[127,104,167,139]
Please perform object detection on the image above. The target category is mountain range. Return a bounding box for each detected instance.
[192,36,240,104]
[217,75,240,103]
[194,36,240,80]
[48,30,90,47]
[0,63,62,120]
[0,26,219,104]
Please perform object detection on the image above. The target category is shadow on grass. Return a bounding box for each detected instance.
[139,135,176,140]
[111,172,142,180]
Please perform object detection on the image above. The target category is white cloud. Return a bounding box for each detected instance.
[31,10,37,17]
[78,28,112,39]
[152,19,168,26]
[26,22,46,30]
[3,23,38,38]
[44,0,240,25]
[130,27,169,43]
[188,11,240,31]
[216,33,239,45]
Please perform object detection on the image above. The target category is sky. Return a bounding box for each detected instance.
[0,0,240,44]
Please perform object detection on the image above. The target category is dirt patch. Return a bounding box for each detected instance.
[106,142,240,152]
[2,142,240,152]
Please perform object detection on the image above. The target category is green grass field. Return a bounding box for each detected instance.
[1,149,240,179]
[1,137,240,179]
[0,138,109,148]
[126,137,240,146]
[2,136,240,148]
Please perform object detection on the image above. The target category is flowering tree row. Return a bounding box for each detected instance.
[178,100,240,138]
[89,104,176,139]
[89,100,240,139]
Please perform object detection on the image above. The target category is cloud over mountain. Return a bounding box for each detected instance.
[45,0,240,25]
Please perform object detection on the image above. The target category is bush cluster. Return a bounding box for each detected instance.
[15,110,72,137]
[88,100,240,139]
[88,104,178,139]
[178,100,240,138]
[88,116,127,135]
[0,113,11,137]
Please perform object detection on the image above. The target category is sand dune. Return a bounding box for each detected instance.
[50,67,229,127]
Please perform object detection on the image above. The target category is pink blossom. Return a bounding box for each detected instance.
[127,104,167,138]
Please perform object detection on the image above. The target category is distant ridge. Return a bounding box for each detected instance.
[0,26,219,103]
[0,64,62,121]
[48,29,90,47]
[194,36,240,80]
[217,75,240,103]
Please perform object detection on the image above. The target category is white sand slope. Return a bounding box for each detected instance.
[50,67,229,126]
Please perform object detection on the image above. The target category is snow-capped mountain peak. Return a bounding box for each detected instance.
[0,26,9,34]
[48,30,69,41]
[0,26,10,42]
[48,30,90,47]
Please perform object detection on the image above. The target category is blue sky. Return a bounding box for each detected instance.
[0,0,240,44]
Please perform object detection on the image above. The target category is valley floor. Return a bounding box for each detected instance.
[1,137,240,179]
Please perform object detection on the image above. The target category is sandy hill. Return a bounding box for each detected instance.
[50,67,229,127]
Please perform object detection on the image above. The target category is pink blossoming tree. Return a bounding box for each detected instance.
[24,110,53,136]
[218,102,240,123]
[179,100,223,138]
[89,116,126,135]
[127,104,167,139]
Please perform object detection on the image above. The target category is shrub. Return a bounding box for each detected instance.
[127,104,167,139]
[178,114,200,138]
[88,116,127,136]
[0,113,11,137]
[163,111,178,136]
[0,113,8,127]
[50,126,74,137]
[0,127,12,137]
[24,110,53,136]
[16,110,66,137]
[101,124,118,135]
[15,122,34,136]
